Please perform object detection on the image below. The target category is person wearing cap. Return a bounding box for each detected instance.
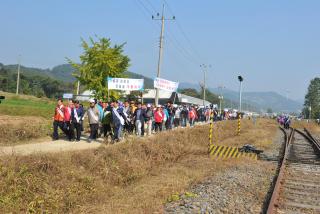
[173,105,181,128]
[145,104,154,136]
[71,100,84,141]
[133,102,147,136]
[123,101,133,134]
[112,100,126,142]
[87,99,100,142]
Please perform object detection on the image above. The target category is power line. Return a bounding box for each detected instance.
[145,0,158,13]
[163,0,203,62]
[135,0,201,67]
[152,4,175,106]
[136,0,154,17]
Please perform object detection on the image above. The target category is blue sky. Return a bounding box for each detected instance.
[1,0,319,101]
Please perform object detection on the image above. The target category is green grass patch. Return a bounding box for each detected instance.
[0,96,55,118]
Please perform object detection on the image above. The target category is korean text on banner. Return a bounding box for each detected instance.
[107,78,144,91]
[154,77,179,92]
[63,93,73,99]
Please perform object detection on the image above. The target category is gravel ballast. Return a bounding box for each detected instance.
[164,129,284,214]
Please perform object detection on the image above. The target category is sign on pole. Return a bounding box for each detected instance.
[107,77,144,91]
[154,77,179,92]
[63,93,73,99]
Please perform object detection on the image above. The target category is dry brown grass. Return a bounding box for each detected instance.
[213,118,277,150]
[0,118,277,213]
[291,120,320,133]
[0,115,51,145]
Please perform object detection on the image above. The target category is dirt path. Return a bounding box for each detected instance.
[0,123,208,156]
[0,137,103,156]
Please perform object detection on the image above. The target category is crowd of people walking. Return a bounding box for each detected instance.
[52,98,224,143]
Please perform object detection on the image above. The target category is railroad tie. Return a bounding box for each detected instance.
[209,145,258,160]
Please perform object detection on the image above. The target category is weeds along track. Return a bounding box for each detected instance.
[267,128,320,214]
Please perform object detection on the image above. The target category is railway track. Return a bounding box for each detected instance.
[266,128,320,214]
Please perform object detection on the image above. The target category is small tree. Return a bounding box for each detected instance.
[68,36,130,99]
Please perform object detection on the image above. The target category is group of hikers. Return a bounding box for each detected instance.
[277,115,291,129]
[52,98,221,143]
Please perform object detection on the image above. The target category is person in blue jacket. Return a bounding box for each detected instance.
[112,100,126,142]
[71,100,84,141]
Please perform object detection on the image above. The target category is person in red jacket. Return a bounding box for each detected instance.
[64,100,74,141]
[52,98,66,140]
[189,106,196,127]
[154,105,164,132]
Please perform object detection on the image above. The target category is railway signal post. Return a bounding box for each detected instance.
[237,113,241,135]
[237,75,244,135]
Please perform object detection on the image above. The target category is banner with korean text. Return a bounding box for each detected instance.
[107,77,144,91]
[154,77,179,92]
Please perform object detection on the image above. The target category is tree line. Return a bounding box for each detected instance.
[0,67,74,98]
[304,77,320,119]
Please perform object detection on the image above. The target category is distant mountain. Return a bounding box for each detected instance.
[210,88,302,113]
[179,82,302,112]
[179,82,201,90]
[50,64,76,82]
[3,63,154,88]
[3,63,302,112]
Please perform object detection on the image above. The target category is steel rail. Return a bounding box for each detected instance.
[266,127,294,214]
[301,128,320,154]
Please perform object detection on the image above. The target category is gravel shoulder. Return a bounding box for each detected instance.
[164,128,284,214]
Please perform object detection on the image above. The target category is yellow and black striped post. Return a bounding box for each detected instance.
[209,145,258,160]
[208,110,214,155]
[237,113,241,135]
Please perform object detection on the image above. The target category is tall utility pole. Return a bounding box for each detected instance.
[200,64,211,106]
[152,4,175,106]
[218,85,225,113]
[16,55,21,95]
[76,80,80,95]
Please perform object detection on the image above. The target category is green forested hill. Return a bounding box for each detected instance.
[0,63,155,98]
[0,65,74,98]
[1,63,154,88]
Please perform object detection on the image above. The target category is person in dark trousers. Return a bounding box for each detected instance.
[64,100,74,141]
[180,105,189,127]
[71,100,84,142]
[154,106,164,132]
[165,102,173,130]
[79,103,85,132]
[87,99,100,142]
[112,100,126,142]
[133,102,147,136]
[102,102,113,141]
[52,98,66,140]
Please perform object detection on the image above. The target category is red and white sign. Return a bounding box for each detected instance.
[107,77,144,91]
[154,77,179,92]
